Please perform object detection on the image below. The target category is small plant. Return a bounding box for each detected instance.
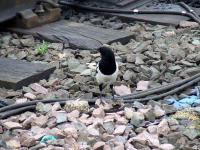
[35,41,48,55]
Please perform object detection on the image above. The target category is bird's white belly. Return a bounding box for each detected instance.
[96,64,118,85]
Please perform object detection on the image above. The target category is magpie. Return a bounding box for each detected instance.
[96,46,119,100]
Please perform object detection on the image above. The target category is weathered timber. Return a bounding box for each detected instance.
[0,58,56,90]
[9,20,135,50]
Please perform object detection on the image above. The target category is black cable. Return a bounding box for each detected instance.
[59,1,200,24]
[123,75,200,102]
[178,2,200,18]
[0,98,98,113]
[118,72,200,99]
[0,101,67,119]
[0,105,35,119]
[0,99,70,113]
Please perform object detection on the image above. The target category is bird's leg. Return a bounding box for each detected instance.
[110,84,115,100]
[110,84,122,109]
[99,84,103,101]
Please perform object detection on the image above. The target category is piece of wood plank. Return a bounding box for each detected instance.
[9,20,135,50]
[0,58,56,90]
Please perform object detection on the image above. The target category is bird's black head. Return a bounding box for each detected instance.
[97,46,115,61]
[97,46,117,75]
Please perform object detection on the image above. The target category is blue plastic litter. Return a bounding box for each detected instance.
[166,95,200,110]
[166,86,200,110]
[40,135,56,144]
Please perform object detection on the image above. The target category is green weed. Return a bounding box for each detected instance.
[35,41,48,55]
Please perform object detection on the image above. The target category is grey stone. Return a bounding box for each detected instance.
[55,89,69,99]
[149,81,161,88]
[70,83,80,91]
[167,132,183,145]
[48,43,63,51]
[126,54,136,63]
[183,129,200,140]
[130,112,145,127]
[16,51,28,60]
[90,18,102,25]
[0,140,7,149]
[63,79,74,88]
[143,108,155,122]
[180,60,195,67]
[154,105,166,118]
[133,41,151,53]
[11,39,21,46]
[124,107,135,119]
[80,69,92,76]
[145,51,161,60]
[20,134,36,147]
[162,104,176,114]
[135,127,145,134]
[133,101,145,109]
[150,66,160,79]
[36,102,52,113]
[71,64,87,73]
[135,55,145,65]
[114,136,127,144]
[123,70,136,81]
[139,65,152,78]
[7,54,18,59]
[20,36,35,47]
[2,35,12,45]
[168,65,182,73]
[55,112,67,124]
[67,58,80,70]
[103,122,115,134]
[112,22,124,30]
[168,48,185,60]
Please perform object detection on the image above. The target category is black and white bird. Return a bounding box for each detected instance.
[96,46,119,100]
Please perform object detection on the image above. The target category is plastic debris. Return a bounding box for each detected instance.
[40,135,56,144]
[166,95,200,110]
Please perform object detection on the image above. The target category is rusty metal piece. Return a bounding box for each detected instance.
[15,7,61,29]
[16,9,38,28]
